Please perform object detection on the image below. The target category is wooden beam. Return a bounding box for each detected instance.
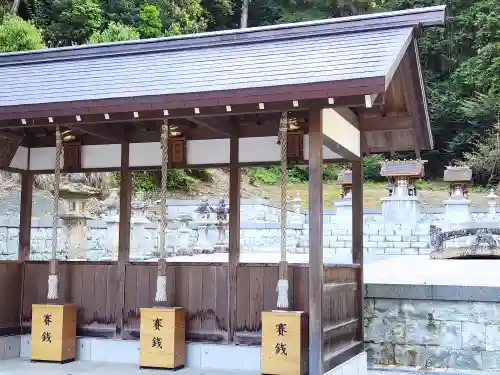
[0,95,380,130]
[115,142,132,338]
[18,170,33,261]
[322,107,361,161]
[351,159,364,346]
[65,123,127,143]
[359,114,413,131]
[227,123,240,344]
[186,117,231,137]
[0,131,23,169]
[308,108,324,375]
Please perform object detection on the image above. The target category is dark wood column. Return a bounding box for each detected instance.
[352,158,364,345]
[18,171,33,261]
[115,142,132,338]
[228,126,240,344]
[308,109,324,375]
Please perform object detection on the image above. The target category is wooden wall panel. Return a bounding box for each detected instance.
[21,261,118,337]
[123,263,228,343]
[17,260,361,362]
[234,264,309,345]
[322,265,362,372]
[0,261,23,336]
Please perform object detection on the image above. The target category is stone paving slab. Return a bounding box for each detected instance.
[0,358,258,375]
[369,366,500,375]
[3,359,499,375]
[364,255,500,287]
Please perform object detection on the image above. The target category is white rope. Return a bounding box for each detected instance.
[276,112,289,309]
[47,126,62,301]
[276,279,289,309]
[155,120,169,304]
[154,275,167,302]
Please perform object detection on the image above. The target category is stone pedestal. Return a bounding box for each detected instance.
[102,214,119,260]
[444,197,471,225]
[334,198,352,226]
[61,216,88,260]
[381,196,421,227]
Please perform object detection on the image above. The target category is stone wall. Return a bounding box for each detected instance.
[1,197,500,261]
[365,285,500,371]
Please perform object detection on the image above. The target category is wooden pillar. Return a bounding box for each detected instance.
[228,126,240,344]
[308,109,324,375]
[18,171,33,261]
[115,142,132,338]
[352,159,364,345]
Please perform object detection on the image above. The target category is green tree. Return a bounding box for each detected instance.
[89,20,139,43]
[99,0,142,26]
[39,0,103,46]
[0,15,45,52]
[138,3,163,37]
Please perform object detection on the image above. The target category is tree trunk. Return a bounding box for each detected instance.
[240,0,249,28]
[10,0,21,14]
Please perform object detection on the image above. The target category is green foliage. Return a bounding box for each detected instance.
[5,0,500,190]
[0,15,45,51]
[247,164,340,185]
[132,169,213,191]
[89,20,139,43]
[138,3,163,37]
[362,155,384,182]
[99,0,142,26]
[36,0,103,46]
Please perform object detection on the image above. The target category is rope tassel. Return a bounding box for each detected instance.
[276,279,289,309]
[276,111,289,310]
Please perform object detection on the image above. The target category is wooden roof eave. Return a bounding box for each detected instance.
[0,77,387,124]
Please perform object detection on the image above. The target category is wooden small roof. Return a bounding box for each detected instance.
[0,6,446,157]
[336,170,353,185]
[380,160,426,177]
[443,166,472,182]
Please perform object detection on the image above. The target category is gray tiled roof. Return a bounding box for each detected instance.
[380,161,426,177]
[443,167,472,182]
[0,27,413,107]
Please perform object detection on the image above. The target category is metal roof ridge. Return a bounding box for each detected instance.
[0,5,446,67]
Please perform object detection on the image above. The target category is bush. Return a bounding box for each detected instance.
[0,15,45,52]
[363,154,384,182]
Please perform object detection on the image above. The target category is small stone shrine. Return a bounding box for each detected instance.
[443,165,472,224]
[380,159,426,227]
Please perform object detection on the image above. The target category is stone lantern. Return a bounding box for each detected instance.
[380,160,426,227]
[102,188,120,260]
[56,174,101,260]
[336,169,353,199]
[334,169,353,225]
[443,166,472,224]
[213,197,229,252]
[130,191,152,260]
